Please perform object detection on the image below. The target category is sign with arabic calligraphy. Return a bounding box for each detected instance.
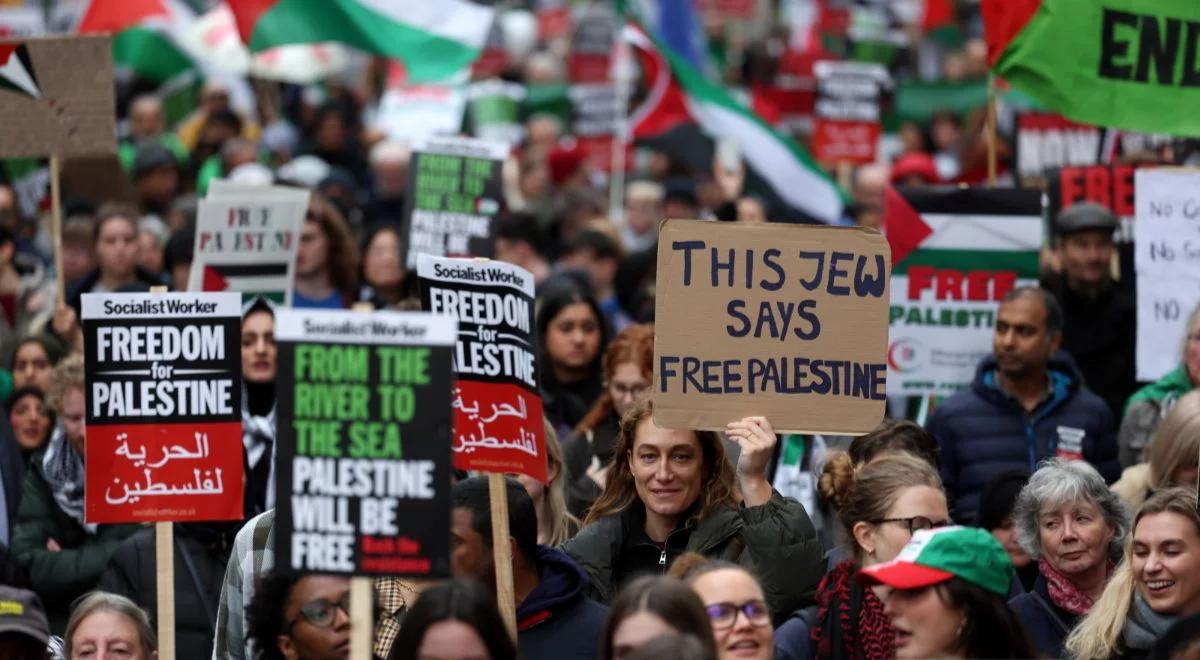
[418,255,548,483]
[81,292,243,524]
[274,309,457,577]
[653,220,891,435]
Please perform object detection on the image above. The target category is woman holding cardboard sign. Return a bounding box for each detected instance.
[563,400,824,625]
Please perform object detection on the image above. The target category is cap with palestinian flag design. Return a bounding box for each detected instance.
[858,526,1013,597]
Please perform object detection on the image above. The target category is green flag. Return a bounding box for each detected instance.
[984,0,1200,136]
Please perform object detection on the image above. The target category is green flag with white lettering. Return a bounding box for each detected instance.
[983,0,1200,136]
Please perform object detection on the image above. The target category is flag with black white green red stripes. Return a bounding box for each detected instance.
[884,186,1044,395]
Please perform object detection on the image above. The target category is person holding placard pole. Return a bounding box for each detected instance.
[563,400,823,625]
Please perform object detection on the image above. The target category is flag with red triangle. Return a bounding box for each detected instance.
[0,43,39,99]
[885,187,1043,395]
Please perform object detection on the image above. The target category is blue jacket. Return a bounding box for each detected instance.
[517,546,609,660]
[1010,574,1078,659]
[926,354,1119,521]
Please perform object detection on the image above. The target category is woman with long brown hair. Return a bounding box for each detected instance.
[293,193,360,309]
[561,323,654,518]
[562,399,823,626]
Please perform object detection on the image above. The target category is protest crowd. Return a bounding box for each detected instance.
[3,0,1200,659]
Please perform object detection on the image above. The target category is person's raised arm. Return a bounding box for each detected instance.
[725,416,776,507]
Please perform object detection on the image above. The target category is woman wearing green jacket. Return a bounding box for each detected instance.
[562,400,824,625]
[9,356,137,630]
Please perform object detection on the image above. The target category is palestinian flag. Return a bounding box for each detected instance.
[885,187,1043,395]
[983,0,1200,136]
[226,0,495,84]
[77,0,196,84]
[625,25,845,224]
[200,263,289,304]
[0,43,40,99]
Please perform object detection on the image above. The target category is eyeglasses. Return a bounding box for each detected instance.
[288,592,350,630]
[704,600,771,630]
[871,516,952,534]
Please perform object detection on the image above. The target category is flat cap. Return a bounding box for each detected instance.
[1055,202,1118,235]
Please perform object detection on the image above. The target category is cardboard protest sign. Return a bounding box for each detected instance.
[188,183,309,305]
[653,219,890,435]
[274,309,457,576]
[417,256,547,483]
[885,187,1043,395]
[401,136,508,270]
[812,61,889,165]
[0,36,116,158]
[82,292,243,524]
[1134,169,1200,382]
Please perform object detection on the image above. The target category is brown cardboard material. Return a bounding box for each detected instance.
[0,35,116,158]
[653,219,891,435]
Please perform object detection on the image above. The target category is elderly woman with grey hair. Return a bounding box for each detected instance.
[1007,459,1130,658]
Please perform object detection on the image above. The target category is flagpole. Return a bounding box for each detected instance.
[609,14,630,226]
[986,73,997,185]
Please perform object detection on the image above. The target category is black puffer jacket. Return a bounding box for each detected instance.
[98,522,238,660]
[562,492,824,626]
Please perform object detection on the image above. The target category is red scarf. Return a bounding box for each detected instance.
[1039,558,1098,616]
[811,560,895,660]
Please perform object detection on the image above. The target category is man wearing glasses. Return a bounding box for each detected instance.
[926,286,1119,522]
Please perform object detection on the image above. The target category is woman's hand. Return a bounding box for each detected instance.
[725,416,776,507]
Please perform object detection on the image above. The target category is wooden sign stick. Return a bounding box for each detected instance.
[50,154,64,303]
[489,472,518,640]
[155,521,175,660]
[146,285,175,660]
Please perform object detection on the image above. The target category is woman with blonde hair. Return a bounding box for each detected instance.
[563,400,823,624]
[1113,390,1200,509]
[1065,488,1200,659]
[811,452,950,659]
[512,419,579,546]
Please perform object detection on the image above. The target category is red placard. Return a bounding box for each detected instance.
[812,118,880,164]
[451,381,547,480]
[86,422,244,524]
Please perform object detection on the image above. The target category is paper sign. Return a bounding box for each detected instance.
[570,83,624,172]
[274,309,457,577]
[0,36,116,158]
[812,60,889,166]
[374,85,467,145]
[187,183,309,305]
[82,292,244,524]
[886,187,1043,395]
[653,219,890,435]
[418,256,547,483]
[401,136,508,270]
[1134,169,1200,382]
[569,4,614,83]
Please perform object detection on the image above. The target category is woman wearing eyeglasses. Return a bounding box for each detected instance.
[1008,458,1128,658]
[810,452,949,659]
[562,323,654,518]
[247,571,351,660]
[670,553,775,660]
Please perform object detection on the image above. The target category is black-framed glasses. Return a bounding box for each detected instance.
[704,600,771,630]
[289,592,351,630]
[871,516,952,534]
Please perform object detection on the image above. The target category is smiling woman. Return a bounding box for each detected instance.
[562,399,824,626]
[1066,489,1200,659]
